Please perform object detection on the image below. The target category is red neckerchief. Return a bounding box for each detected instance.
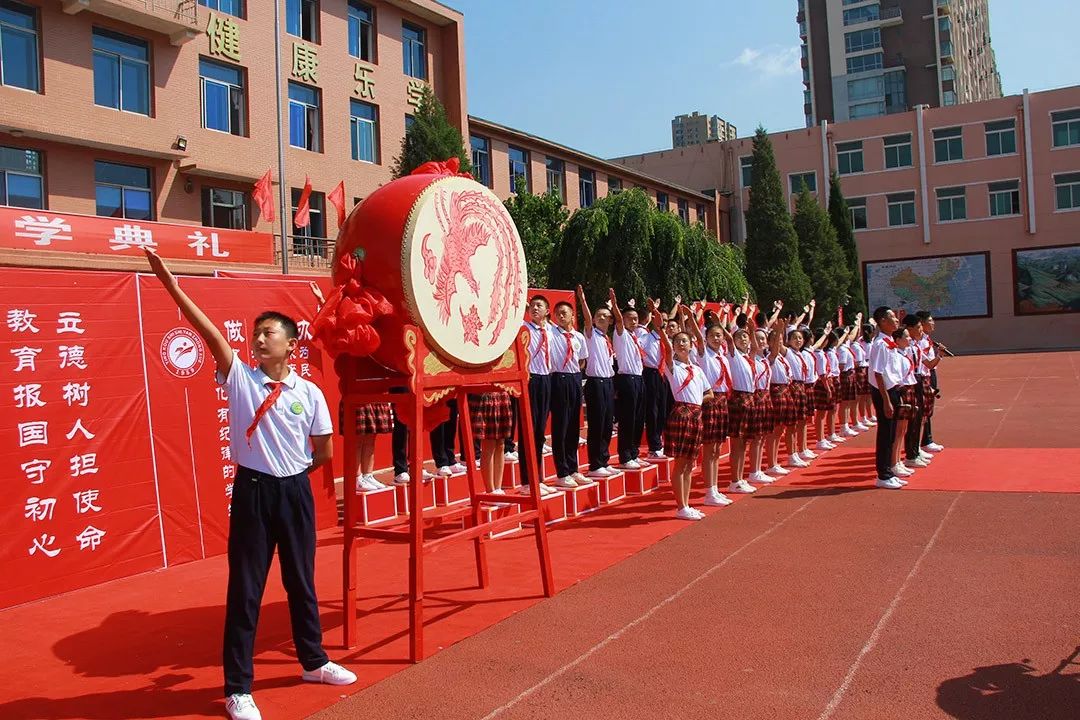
[531,322,551,368]
[675,362,696,394]
[628,331,647,359]
[560,330,575,370]
[246,381,283,443]
[651,331,667,375]
[712,351,732,391]
[595,327,613,357]
[792,349,808,377]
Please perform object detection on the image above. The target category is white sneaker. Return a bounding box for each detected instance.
[357,474,382,492]
[867,418,878,426]
[895,476,909,486]
[703,488,733,506]
[769,464,791,476]
[875,477,903,490]
[803,449,819,459]
[649,450,665,459]
[620,459,642,470]
[843,426,859,437]
[534,483,559,496]
[905,458,929,468]
[226,693,262,720]
[504,451,519,462]
[728,480,757,494]
[487,487,509,508]
[542,443,552,454]
[436,465,454,477]
[855,423,870,431]
[675,506,702,521]
[578,436,587,446]
[393,472,410,485]
[474,458,481,469]
[893,463,914,477]
[689,506,706,519]
[588,467,612,478]
[829,433,845,443]
[749,471,773,484]
[604,465,618,474]
[816,441,834,451]
[421,469,438,481]
[449,462,468,474]
[301,661,357,686]
[789,455,810,469]
[571,472,590,484]
[554,476,578,489]
[923,442,944,452]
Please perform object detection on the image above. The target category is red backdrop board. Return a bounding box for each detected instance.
[0,270,163,608]
[139,276,340,564]
[0,206,274,264]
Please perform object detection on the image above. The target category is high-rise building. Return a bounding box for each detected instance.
[672,112,737,148]
[798,0,1002,127]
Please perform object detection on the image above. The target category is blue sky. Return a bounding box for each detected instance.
[449,0,1080,158]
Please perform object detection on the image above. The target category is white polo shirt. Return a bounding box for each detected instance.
[217,353,332,478]
[785,347,807,382]
[852,341,868,367]
[523,321,554,376]
[694,346,731,393]
[585,327,615,378]
[771,353,791,384]
[550,326,588,373]
[896,347,918,386]
[868,333,905,390]
[613,326,645,376]
[640,330,663,370]
[728,351,756,393]
[801,349,819,383]
[838,344,856,372]
[666,359,706,405]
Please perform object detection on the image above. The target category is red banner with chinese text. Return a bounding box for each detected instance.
[0,270,163,609]
[0,206,274,265]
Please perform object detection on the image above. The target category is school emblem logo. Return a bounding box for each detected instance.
[289,401,304,415]
[160,327,205,379]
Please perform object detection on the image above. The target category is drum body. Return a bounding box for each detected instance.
[332,170,527,373]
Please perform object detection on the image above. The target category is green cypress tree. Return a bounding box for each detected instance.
[792,186,851,322]
[744,127,812,308]
[390,85,470,178]
[827,172,867,317]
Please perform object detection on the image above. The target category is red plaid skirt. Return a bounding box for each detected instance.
[728,390,759,438]
[839,370,857,401]
[771,383,799,428]
[801,382,817,417]
[339,401,393,435]
[897,385,918,420]
[702,392,729,443]
[918,374,935,418]
[855,366,871,395]
[814,377,836,411]
[754,388,775,436]
[467,391,513,439]
[665,401,703,459]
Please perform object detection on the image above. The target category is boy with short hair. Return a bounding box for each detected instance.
[144,250,356,720]
[549,299,588,487]
[868,306,905,489]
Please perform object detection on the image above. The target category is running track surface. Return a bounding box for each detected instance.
[1,351,1078,720]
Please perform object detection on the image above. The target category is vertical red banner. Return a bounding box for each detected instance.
[0,270,163,608]
[139,276,340,563]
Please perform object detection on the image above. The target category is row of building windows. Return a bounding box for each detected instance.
[844,180,1029,230]
[198,0,426,78]
[0,0,428,101]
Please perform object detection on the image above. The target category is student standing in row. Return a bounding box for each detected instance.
[578,286,618,479]
[889,325,918,482]
[686,316,733,506]
[901,315,936,471]
[916,311,945,454]
[610,288,647,470]
[549,299,588,488]
[868,306,905,489]
[145,250,355,720]
[725,317,764,494]
[522,295,558,496]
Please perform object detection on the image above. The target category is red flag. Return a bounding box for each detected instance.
[252,169,275,223]
[327,180,346,228]
[293,175,312,229]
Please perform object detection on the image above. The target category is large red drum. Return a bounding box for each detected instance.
[320,161,527,373]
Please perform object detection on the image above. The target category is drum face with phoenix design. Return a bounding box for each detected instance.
[333,171,527,372]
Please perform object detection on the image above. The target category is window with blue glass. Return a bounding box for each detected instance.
[199,58,245,135]
[291,187,326,256]
[402,22,426,80]
[350,99,378,163]
[656,192,669,212]
[95,161,152,220]
[286,0,319,43]
[508,145,529,193]
[0,0,39,92]
[740,155,753,187]
[202,187,248,229]
[92,28,150,115]
[348,1,375,61]
[470,135,491,187]
[0,145,43,209]
[846,52,883,74]
[288,82,321,151]
[579,167,596,207]
[198,0,243,17]
[844,28,880,53]
[789,171,816,194]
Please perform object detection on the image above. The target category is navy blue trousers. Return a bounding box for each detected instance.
[585,376,614,471]
[615,373,645,464]
[551,372,583,478]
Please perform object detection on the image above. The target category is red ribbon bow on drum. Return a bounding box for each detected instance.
[312,247,396,358]
[411,157,474,180]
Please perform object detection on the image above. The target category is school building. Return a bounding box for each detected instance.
[611,85,1080,354]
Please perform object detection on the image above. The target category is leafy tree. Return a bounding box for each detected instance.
[828,172,867,318]
[792,186,851,322]
[708,235,751,301]
[504,178,569,288]
[744,127,812,309]
[390,85,470,178]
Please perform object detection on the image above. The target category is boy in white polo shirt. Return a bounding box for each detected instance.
[144,250,355,720]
